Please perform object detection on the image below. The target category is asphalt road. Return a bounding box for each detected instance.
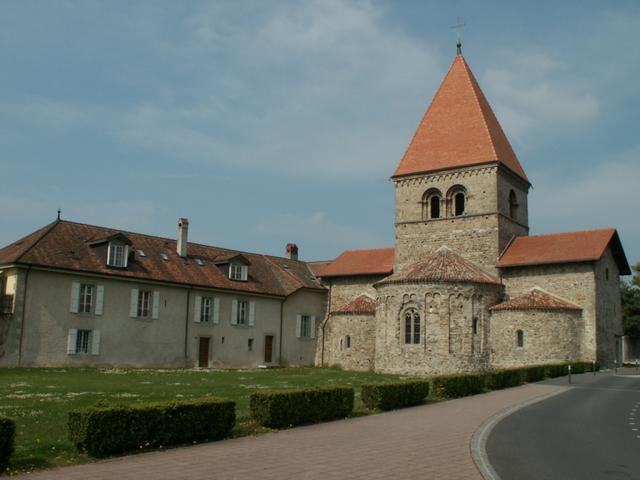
[486,369,640,480]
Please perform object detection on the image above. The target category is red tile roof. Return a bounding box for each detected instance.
[0,220,325,297]
[393,54,528,182]
[332,294,377,315]
[307,260,332,277]
[497,229,630,275]
[378,246,499,285]
[491,288,582,311]
[318,248,394,278]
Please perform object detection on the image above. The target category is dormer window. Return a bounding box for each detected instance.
[229,263,248,281]
[107,242,128,268]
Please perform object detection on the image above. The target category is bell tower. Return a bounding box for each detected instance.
[392,50,530,274]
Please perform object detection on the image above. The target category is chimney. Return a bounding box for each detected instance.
[285,243,299,261]
[177,218,189,257]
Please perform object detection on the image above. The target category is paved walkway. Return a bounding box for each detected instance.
[15,383,567,480]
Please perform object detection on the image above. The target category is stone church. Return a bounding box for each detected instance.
[0,48,630,373]
[315,49,630,375]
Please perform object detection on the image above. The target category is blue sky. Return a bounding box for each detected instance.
[1,1,638,269]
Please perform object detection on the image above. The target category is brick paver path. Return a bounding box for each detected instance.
[15,383,566,480]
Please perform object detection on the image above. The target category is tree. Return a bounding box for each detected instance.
[622,262,640,337]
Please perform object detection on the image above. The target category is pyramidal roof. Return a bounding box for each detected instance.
[393,53,528,182]
[377,246,499,285]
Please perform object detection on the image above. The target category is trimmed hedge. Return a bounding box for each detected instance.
[485,368,524,390]
[68,397,235,457]
[0,417,15,472]
[250,386,354,428]
[432,373,485,398]
[361,380,430,411]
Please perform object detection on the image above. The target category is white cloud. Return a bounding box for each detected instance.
[255,210,388,258]
[530,146,640,262]
[483,51,599,142]
[6,1,441,180]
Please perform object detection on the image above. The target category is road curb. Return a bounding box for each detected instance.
[470,387,569,480]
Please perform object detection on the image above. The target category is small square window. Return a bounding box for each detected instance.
[107,243,127,267]
[230,264,244,281]
[248,338,254,351]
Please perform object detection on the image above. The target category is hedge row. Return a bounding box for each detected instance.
[432,373,486,398]
[250,386,354,428]
[432,361,599,399]
[0,417,15,472]
[68,398,235,457]
[361,380,430,411]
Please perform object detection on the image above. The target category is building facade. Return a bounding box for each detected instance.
[316,51,630,375]
[0,48,630,372]
[0,220,325,367]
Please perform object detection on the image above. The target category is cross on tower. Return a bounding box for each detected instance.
[451,17,466,54]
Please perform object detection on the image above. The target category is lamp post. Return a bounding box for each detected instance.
[568,364,572,384]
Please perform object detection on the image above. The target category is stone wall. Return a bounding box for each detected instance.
[594,248,623,366]
[490,309,583,368]
[373,280,502,376]
[326,275,382,312]
[393,164,529,275]
[500,263,597,362]
[321,312,375,371]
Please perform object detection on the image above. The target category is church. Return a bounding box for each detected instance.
[314,48,630,375]
[0,47,630,373]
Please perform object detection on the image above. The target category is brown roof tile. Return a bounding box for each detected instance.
[491,288,582,311]
[0,220,325,297]
[378,246,499,285]
[497,229,630,275]
[332,294,376,315]
[318,248,394,278]
[393,54,528,182]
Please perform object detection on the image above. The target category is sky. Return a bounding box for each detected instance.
[0,0,638,270]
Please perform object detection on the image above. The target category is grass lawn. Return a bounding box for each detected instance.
[0,367,404,475]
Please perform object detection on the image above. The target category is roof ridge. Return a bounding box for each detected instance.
[460,56,499,162]
[261,254,303,294]
[54,219,309,262]
[524,227,616,239]
[14,220,60,263]
[395,57,460,172]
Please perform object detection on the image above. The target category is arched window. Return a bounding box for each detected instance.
[509,190,518,219]
[447,185,467,217]
[345,335,351,349]
[454,193,465,216]
[403,308,421,345]
[516,330,524,348]
[422,189,442,220]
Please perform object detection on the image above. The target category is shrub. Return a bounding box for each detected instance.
[361,380,430,411]
[485,369,523,390]
[432,373,485,398]
[521,365,546,383]
[68,397,235,457]
[250,386,353,428]
[0,417,15,472]
[544,363,568,378]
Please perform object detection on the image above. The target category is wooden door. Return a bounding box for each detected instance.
[198,337,210,368]
[264,335,274,363]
